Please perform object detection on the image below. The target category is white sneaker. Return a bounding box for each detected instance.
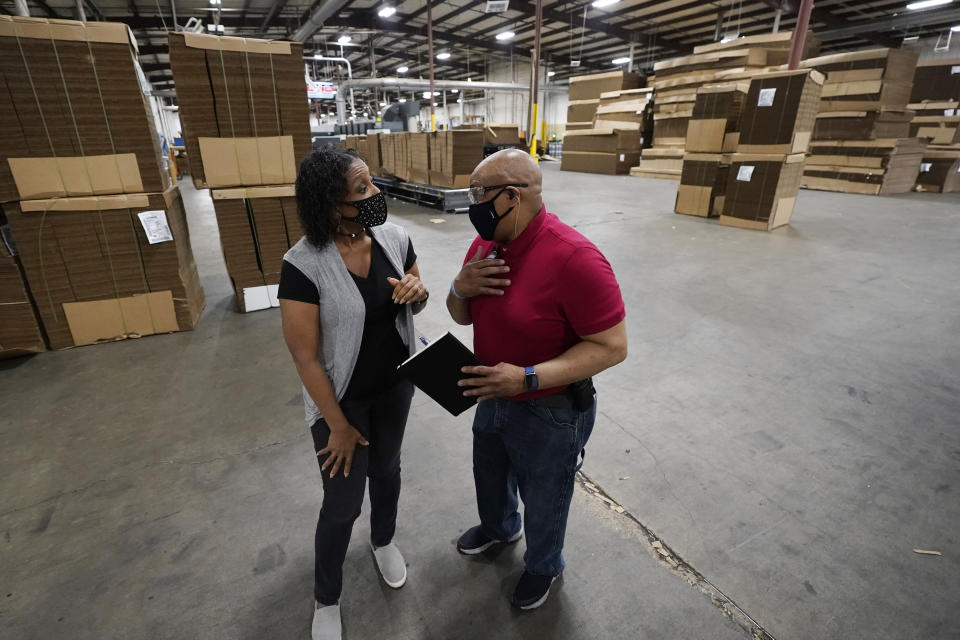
[371,541,407,588]
[311,604,341,640]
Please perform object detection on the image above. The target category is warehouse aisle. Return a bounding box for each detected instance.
[2,164,958,639]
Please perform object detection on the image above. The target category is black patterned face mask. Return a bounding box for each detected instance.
[342,191,388,228]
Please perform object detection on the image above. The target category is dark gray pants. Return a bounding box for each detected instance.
[310,381,414,605]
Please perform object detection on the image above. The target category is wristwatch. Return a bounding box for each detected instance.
[523,366,539,392]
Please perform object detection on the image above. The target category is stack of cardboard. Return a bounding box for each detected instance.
[0,16,204,350]
[345,134,383,175]
[674,83,748,215]
[567,71,644,132]
[169,32,311,312]
[907,101,960,145]
[910,57,960,104]
[561,129,641,175]
[594,88,654,136]
[718,69,824,231]
[429,130,485,188]
[0,221,45,357]
[799,48,926,195]
[915,147,960,193]
[633,31,818,180]
[408,133,431,184]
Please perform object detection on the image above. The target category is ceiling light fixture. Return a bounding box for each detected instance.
[397,65,409,73]
[399,97,407,103]
[903,35,920,40]
[611,56,630,65]
[952,24,960,31]
[337,35,352,44]
[547,70,556,76]
[423,91,432,98]
[378,6,397,17]
[905,0,951,9]
[437,52,451,60]
[496,31,515,41]
[592,0,620,7]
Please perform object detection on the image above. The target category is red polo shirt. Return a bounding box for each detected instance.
[463,205,625,401]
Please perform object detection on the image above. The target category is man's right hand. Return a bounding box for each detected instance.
[318,423,369,478]
[453,246,512,298]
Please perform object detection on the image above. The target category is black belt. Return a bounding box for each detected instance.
[528,378,595,411]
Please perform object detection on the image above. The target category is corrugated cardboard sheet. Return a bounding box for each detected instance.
[198,136,296,188]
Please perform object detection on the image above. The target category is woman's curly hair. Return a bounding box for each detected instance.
[295,147,360,247]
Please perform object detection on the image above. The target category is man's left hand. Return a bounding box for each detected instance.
[459,363,526,402]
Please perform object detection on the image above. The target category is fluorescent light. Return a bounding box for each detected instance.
[209,0,220,5]
[423,91,432,98]
[952,24,960,31]
[547,70,556,77]
[906,0,951,9]
[592,0,620,7]
[467,77,473,82]
[903,35,920,40]
[378,6,397,17]
[611,56,630,65]
[457,98,463,103]
[397,65,409,73]
[206,23,215,31]
[437,52,451,60]
[337,35,352,44]
[217,24,224,32]
[380,102,386,106]
[399,98,407,103]
[451,89,459,93]
[496,31,515,41]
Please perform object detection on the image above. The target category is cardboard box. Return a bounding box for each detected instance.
[210,185,301,311]
[3,187,204,348]
[563,129,641,153]
[685,83,748,153]
[484,124,525,147]
[0,16,168,203]
[568,71,643,101]
[675,153,731,217]
[0,222,46,357]
[428,130,483,187]
[911,58,960,103]
[630,147,685,179]
[803,138,928,195]
[561,151,640,175]
[799,48,918,112]
[813,110,914,140]
[720,153,806,231]
[737,69,824,154]
[168,32,311,189]
[915,148,960,193]
[567,100,601,123]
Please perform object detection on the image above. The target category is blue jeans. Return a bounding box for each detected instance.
[471,392,597,577]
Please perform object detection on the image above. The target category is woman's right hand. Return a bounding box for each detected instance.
[318,424,369,478]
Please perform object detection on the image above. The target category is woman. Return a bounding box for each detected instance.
[278,147,428,640]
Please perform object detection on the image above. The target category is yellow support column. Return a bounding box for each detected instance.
[529,103,539,161]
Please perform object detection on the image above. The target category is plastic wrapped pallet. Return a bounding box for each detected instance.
[3,187,204,349]
[210,185,303,312]
[675,153,731,217]
[719,153,806,231]
[0,16,168,203]
[168,32,312,189]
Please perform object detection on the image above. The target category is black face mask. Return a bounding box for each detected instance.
[342,191,388,228]
[468,188,514,241]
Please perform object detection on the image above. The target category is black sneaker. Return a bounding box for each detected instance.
[456,525,523,555]
[511,570,561,610]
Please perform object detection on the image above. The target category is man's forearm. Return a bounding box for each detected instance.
[446,290,472,325]
[534,339,627,390]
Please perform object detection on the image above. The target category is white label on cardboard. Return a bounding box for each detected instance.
[736,165,755,182]
[267,284,280,308]
[137,210,173,244]
[920,162,933,173]
[952,66,960,75]
[619,153,626,162]
[757,88,777,107]
[243,286,272,312]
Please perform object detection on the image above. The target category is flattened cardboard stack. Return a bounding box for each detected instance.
[0,16,168,204]
[408,133,431,184]
[719,69,824,231]
[561,129,641,175]
[169,32,311,312]
[567,71,643,130]
[910,57,960,103]
[594,88,654,135]
[915,147,960,193]
[633,31,818,180]
[907,101,960,145]
[674,83,747,215]
[0,221,45,357]
[799,48,926,195]
[345,134,383,175]
[0,16,204,350]
[429,130,485,188]
[4,188,204,349]
[909,58,960,192]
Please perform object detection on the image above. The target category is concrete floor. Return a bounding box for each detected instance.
[1,163,958,640]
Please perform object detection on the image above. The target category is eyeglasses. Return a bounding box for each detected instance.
[467,183,528,205]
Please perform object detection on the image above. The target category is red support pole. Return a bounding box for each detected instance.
[788,0,814,70]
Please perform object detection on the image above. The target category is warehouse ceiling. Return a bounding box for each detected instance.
[4,0,960,92]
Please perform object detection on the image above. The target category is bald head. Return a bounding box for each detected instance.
[472,149,543,205]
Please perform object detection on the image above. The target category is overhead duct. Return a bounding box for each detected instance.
[292,0,352,43]
[334,77,533,124]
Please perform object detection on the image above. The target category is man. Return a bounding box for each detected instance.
[446,149,628,610]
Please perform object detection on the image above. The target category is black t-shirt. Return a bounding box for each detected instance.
[278,238,417,401]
